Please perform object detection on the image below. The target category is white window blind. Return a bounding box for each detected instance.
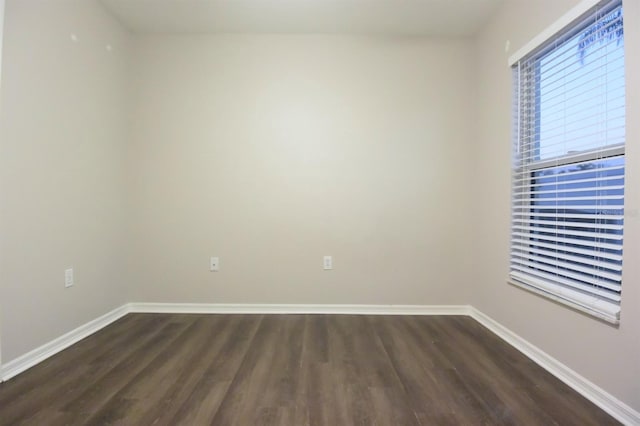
[510,0,625,323]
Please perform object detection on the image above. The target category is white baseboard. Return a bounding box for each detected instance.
[1,302,637,425]
[127,302,472,316]
[469,307,640,426]
[0,304,129,382]
[0,303,468,381]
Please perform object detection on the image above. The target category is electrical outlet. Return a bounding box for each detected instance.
[210,256,220,272]
[323,256,333,270]
[65,268,74,288]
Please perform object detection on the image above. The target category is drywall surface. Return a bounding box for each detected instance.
[127,35,474,305]
[0,0,130,362]
[472,0,640,412]
[0,0,5,366]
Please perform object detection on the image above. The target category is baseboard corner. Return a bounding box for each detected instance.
[0,304,130,382]
[468,306,640,426]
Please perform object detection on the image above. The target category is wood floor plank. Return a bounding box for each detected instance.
[0,314,621,426]
[210,315,306,426]
[325,316,380,425]
[45,315,198,425]
[131,315,254,425]
[0,314,143,409]
[0,314,175,425]
[167,315,263,425]
[424,316,557,425]
[293,315,346,426]
[371,315,493,425]
[431,316,615,426]
[82,316,219,425]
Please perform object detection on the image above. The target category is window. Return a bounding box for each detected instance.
[510,0,625,323]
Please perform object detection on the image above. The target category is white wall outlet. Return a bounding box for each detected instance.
[64,268,74,288]
[210,256,220,272]
[323,255,333,270]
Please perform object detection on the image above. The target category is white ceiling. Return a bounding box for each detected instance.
[99,0,504,36]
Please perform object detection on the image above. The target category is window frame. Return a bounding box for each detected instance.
[508,0,625,324]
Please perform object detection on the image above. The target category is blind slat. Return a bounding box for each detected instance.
[510,255,622,286]
[510,246,622,271]
[512,225,623,241]
[512,218,623,231]
[512,231,622,251]
[510,239,623,262]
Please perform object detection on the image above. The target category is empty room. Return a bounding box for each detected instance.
[0,0,639,424]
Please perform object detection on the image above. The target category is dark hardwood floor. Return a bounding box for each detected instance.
[0,314,619,425]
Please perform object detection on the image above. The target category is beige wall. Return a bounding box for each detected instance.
[0,0,5,365]
[472,0,640,412]
[0,0,130,362]
[127,35,474,305]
